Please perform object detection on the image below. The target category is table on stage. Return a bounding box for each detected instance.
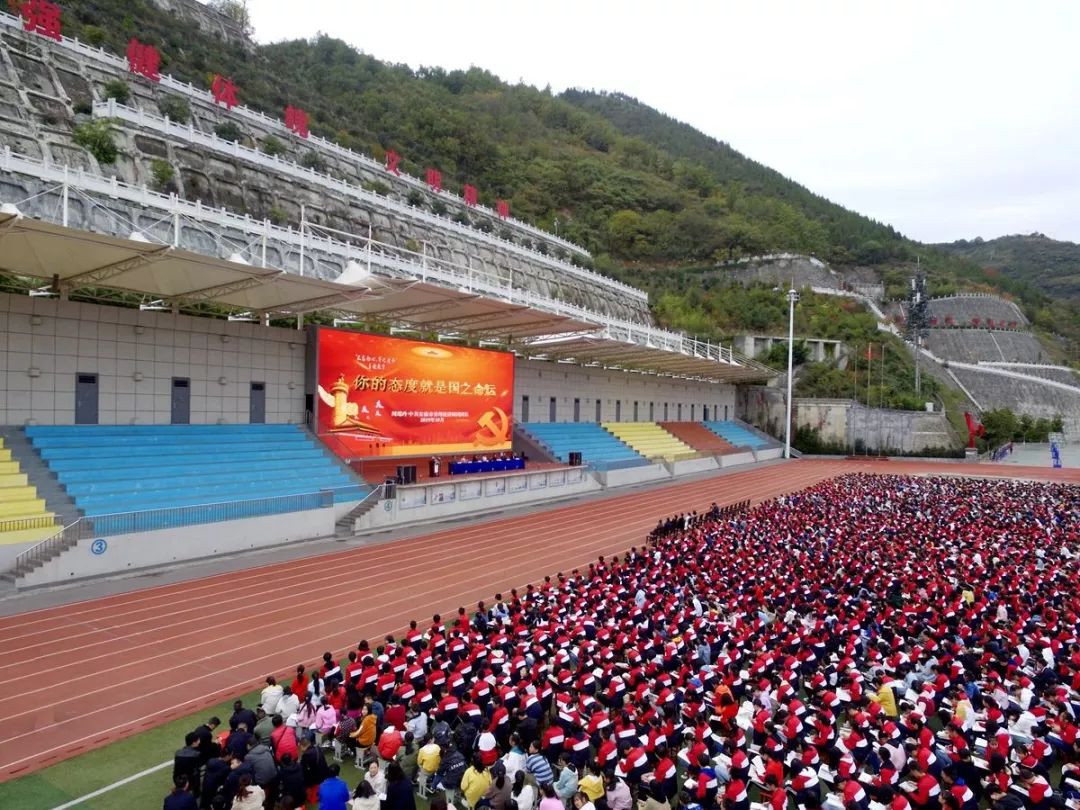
[448,458,525,475]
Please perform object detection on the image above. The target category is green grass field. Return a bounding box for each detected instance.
[0,685,431,809]
[0,691,264,810]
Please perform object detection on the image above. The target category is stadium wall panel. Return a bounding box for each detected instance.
[513,359,737,424]
[18,502,337,588]
[0,293,306,426]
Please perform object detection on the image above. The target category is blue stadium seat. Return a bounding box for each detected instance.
[520,423,648,470]
[700,421,771,450]
[25,425,368,530]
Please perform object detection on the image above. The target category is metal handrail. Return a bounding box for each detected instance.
[92,100,633,300]
[0,10,592,263]
[7,485,369,579]
[0,515,60,533]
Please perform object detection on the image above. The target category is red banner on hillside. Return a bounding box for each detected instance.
[314,328,514,458]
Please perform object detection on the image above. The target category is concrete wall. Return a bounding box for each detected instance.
[739,387,954,453]
[20,504,336,588]
[592,463,670,488]
[1,293,738,428]
[513,359,737,424]
[353,466,600,531]
[0,292,306,426]
[733,335,846,364]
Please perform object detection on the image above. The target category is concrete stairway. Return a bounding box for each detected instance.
[335,491,383,537]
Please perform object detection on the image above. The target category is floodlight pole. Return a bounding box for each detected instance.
[784,287,799,459]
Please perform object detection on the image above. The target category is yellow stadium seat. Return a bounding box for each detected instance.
[601,422,699,462]
[0,438,60,545]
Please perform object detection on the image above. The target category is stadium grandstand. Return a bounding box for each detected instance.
[0,7,778,587]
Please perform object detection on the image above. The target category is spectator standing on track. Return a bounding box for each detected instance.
[164,774,198,810]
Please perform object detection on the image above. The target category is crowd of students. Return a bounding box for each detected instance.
[165,473,1080,810]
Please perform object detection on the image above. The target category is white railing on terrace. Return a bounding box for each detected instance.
[0,147,760,372]
[94,99,639,301]
[717,253,827,269]
[0,10,590,261]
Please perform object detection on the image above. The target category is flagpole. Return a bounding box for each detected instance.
[866,343,873,455]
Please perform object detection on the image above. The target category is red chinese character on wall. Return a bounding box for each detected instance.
[385,149,401,175]
[425,168,442,193]
[463,184,478,207]
[211,74,238,110]
[20,0,62,41]
[285,105,309,138]
[496,199,510,219]
[126,38,161,83]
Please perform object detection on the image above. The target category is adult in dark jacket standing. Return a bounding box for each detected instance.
[385,762,417,810]
[299,736,330,808]
[277,753,306,808]
[163,775,198,810]
[199,755,230,810]
[229,700,257,733]
[172,732,202,800]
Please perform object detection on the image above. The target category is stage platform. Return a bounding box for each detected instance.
[350,456,567,485]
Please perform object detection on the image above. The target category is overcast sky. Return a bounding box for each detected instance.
[247,1,1080,245]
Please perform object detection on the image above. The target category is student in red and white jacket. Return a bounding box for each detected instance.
[904,765,942,810]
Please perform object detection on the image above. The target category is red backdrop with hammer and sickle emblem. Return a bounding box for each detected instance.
[314,327,514,458]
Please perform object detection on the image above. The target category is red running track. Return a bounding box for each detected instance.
[0,458,1075,781]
